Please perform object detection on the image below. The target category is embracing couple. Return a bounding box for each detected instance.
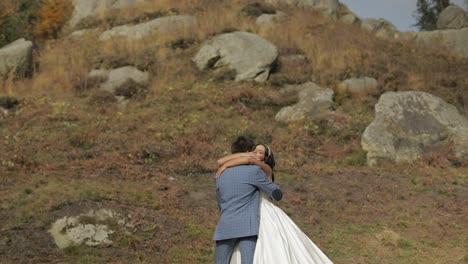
[214,136,334,264]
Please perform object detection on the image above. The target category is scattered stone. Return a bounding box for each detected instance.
[193,31,278,82]
[86,66,149,97]
[275,82,335,123]
[49,209,129,249]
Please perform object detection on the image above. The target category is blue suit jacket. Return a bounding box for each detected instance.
[213,165,283,241]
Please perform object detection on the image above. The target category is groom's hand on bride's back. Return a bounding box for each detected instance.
[272,189,283,201]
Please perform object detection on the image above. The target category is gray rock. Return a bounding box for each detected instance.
[193,31,278,82]
[362,91,468,166]
[99,15,196,40]
[437,5,468,29]
[96,66,150,94]
[338,77,378,98]
[275,82,335,122]
[412,27,468,58]
[0,38,33,77]
[361,18,398,39]
[265,0,339,16]
[69,0,146,28]
[49,209,127,249]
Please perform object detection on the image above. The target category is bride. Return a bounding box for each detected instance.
[216,144,333,264]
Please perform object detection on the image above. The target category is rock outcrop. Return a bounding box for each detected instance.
[99,15,196,40]
[69,0,146,28]
[193,31,278,82]
[0,38,33,78]
[362,91,468,166]
[275,82,335,122]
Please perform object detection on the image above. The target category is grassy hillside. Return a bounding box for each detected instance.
[0,0,467,263]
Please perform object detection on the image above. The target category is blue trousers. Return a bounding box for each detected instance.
[215,236,257,264]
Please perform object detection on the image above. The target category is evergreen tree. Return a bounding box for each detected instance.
[413,0,451,31]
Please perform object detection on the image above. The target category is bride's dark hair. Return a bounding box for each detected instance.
[256,144,276,182]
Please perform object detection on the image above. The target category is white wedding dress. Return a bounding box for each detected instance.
[230,194,333,264]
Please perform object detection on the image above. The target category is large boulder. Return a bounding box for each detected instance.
[193,31,278,82]
[275,82,335,122]
[437,5,468,30]
[265,0,339,16]
[69,0,146,28]
[99,15,196,40]
[361,18,398,39]
[362,91,468,166]
[412,27,468,58]
[0,38,33,78]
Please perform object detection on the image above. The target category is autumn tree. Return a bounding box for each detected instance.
[34,0,72,39]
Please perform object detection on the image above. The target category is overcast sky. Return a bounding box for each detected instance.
[339,0,467,31]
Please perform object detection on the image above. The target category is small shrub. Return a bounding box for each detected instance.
[0,96,19,109]
[68,132,95,150]
[342,149,368,166]
[398,239,415,250]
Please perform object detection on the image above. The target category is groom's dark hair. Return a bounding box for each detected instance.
[231,136,255,154]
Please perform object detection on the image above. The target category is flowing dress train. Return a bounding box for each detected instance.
[230,194,333,264]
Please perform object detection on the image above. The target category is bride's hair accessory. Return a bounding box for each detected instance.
[264,144,271,159]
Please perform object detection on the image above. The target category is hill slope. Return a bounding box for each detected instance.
[0,0,467,263]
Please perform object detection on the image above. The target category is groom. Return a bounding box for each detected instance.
[214,136,283,264]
